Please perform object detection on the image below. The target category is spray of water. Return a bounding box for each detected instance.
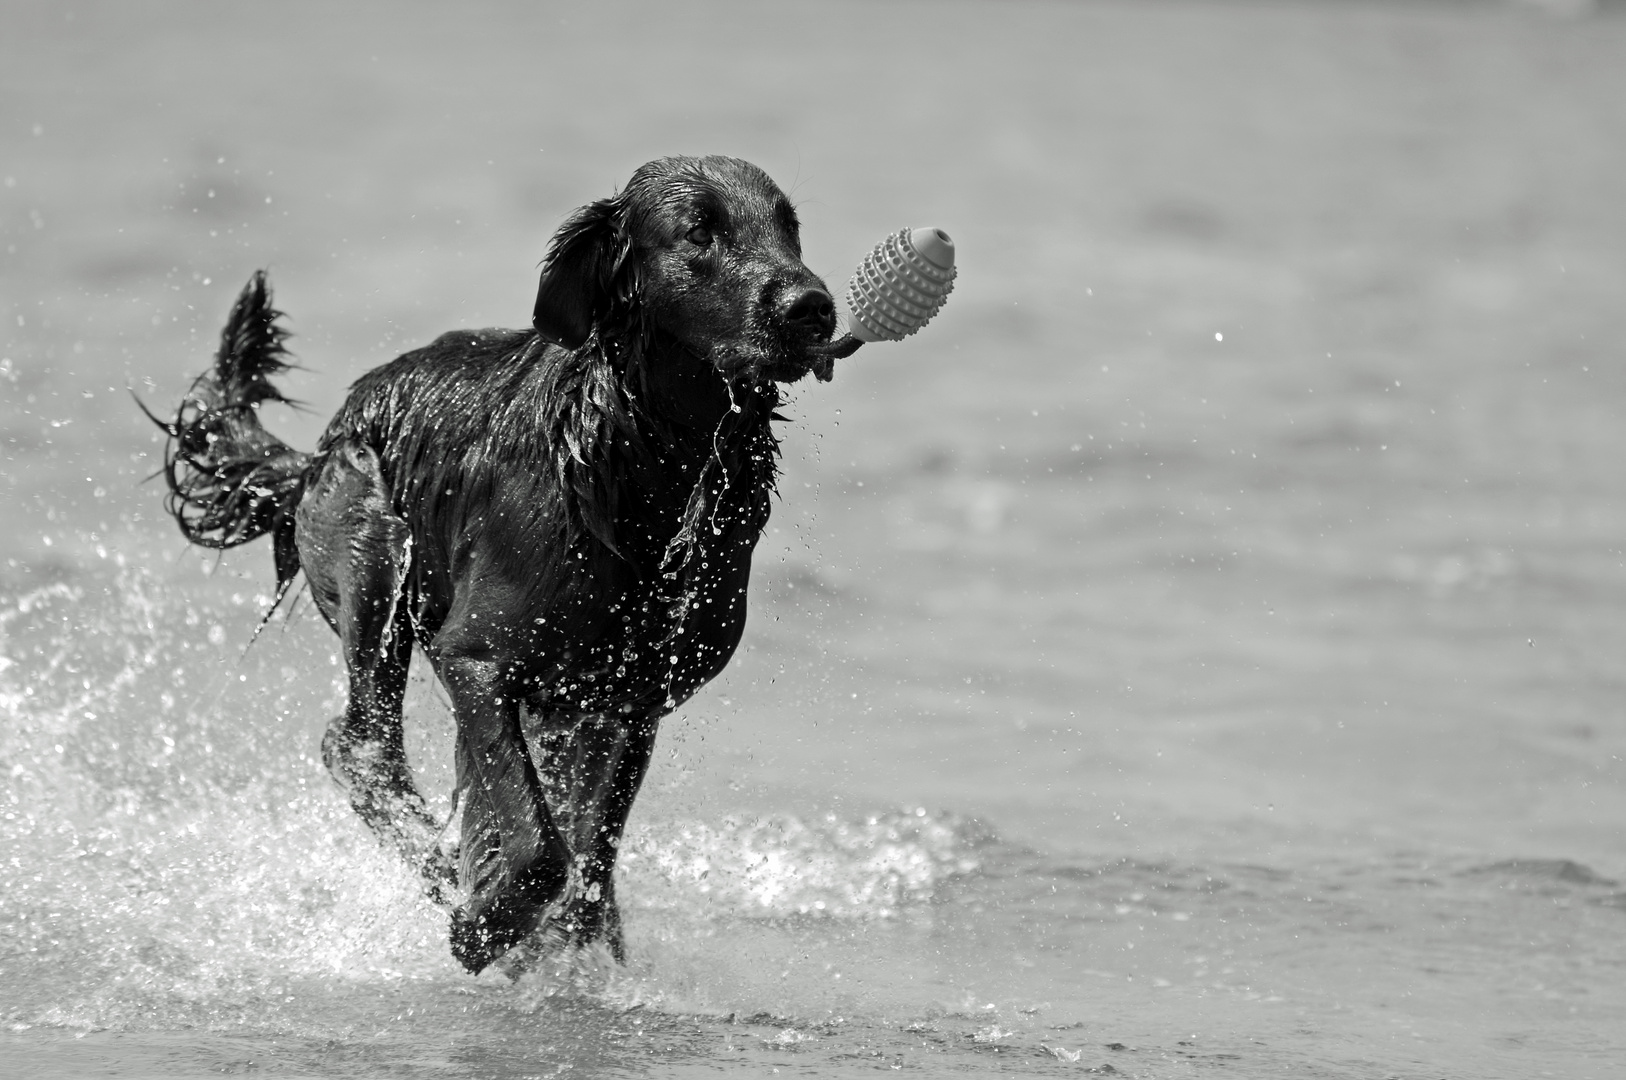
[0,565,987,1036]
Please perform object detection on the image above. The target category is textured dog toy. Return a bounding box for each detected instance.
[807,226,956,380]
[844,226,957,342]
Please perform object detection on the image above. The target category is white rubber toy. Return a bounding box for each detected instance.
[844,227,956,342]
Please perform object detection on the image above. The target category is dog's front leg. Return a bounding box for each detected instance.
[530,711,659,961]
[438,655,574,973]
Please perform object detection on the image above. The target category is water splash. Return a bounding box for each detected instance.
[0,568,993,1035]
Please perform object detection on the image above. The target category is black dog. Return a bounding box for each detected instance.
[149,156,861,973]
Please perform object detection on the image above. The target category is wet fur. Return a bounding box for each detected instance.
[148,156,842,973]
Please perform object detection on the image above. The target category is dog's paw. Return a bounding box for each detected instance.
[491,925,619,988]
[449,905,529,974]
[447,858,569,973]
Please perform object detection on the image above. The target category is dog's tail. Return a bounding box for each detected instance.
[140,271,309,598]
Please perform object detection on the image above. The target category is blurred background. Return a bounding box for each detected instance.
[2,1,1624,1077]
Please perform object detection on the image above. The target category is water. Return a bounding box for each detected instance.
[4,1,1626,1076]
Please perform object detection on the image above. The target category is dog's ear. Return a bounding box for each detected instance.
[533,193,634,350]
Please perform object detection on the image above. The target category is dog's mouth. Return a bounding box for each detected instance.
[721,333,863,385]
[801,334,864,382]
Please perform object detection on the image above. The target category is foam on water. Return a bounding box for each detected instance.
[619,807,984,920]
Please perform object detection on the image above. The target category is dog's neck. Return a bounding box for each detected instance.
[552,329,780,568]
[614,330,740,434]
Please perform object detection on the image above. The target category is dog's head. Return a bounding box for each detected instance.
[533,156,838,383]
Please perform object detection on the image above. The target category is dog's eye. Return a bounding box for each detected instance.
[686,225,713,247]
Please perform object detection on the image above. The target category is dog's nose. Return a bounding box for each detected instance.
[783,287,836,336]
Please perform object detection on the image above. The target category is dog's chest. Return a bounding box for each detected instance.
[527,514,760,717]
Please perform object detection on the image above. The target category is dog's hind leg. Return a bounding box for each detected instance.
[529,711,659,961]
[295,441,455,901]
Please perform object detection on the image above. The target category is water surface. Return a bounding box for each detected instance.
[3,1,1624,1076]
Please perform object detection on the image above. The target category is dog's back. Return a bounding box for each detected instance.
[316,328,575,613]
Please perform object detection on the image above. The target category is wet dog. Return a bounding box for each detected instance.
[147,156,857,973]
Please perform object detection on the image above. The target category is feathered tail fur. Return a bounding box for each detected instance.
[141,271,308,597]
